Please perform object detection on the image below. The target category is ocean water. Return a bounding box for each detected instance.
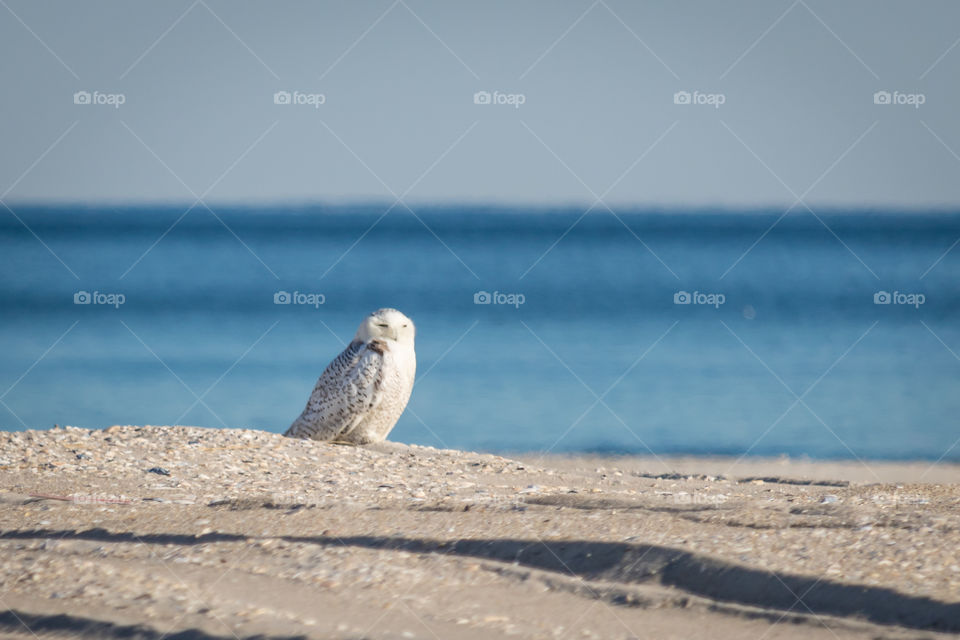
[1,204,959,461]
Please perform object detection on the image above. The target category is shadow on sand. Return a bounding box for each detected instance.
[1,528,958,634]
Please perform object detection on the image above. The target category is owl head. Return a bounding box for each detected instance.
[356,308,415,345]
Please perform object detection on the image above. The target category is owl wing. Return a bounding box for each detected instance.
[285,340,387,441]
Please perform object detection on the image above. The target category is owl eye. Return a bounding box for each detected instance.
[377,323,389,328]
[402,324,408,327]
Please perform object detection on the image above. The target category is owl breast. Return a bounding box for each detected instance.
[340,343,415,444]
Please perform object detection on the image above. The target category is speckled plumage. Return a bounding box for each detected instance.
[285,309,416,444]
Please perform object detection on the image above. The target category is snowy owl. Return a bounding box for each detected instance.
[285,308,416,444]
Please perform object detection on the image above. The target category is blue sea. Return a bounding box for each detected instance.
[2,204,958,461]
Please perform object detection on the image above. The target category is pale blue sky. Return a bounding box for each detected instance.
[2,0,959,207]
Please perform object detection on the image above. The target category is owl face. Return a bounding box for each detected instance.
[356,308,415,345]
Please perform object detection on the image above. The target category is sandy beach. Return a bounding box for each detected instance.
[0,425,958,639]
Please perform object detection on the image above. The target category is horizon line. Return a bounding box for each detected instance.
[5,198,960,215]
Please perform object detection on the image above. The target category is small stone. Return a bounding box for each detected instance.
[146,467,170,476]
